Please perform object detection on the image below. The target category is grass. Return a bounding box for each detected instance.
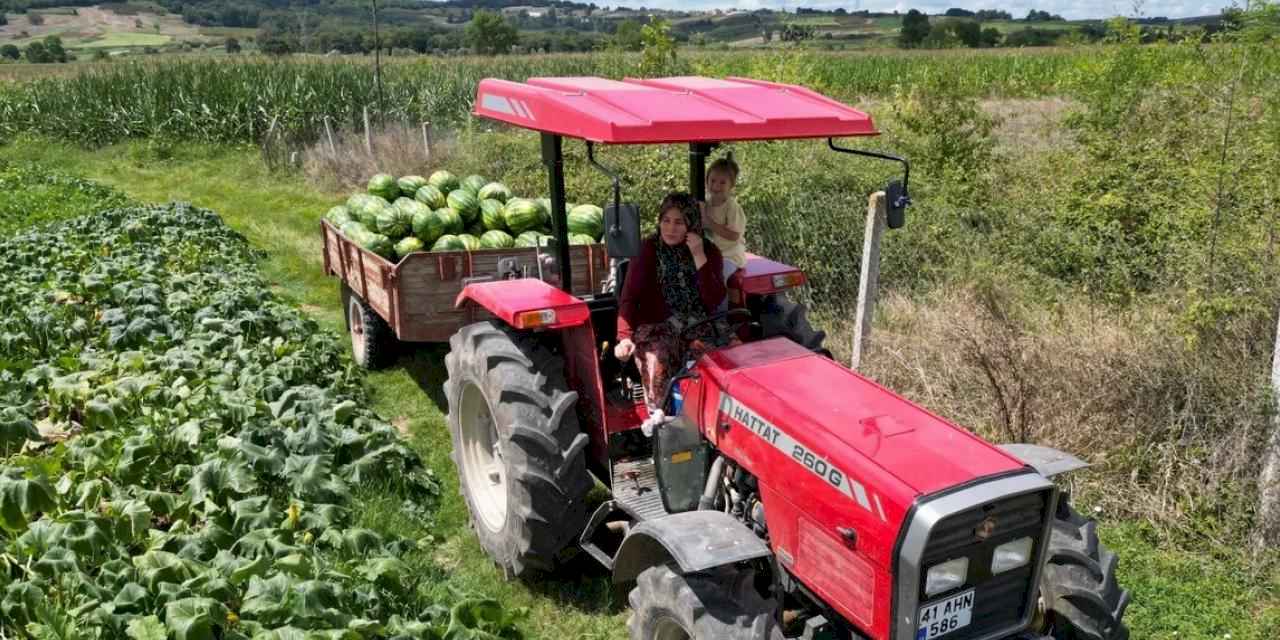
[1,133,1276,639]
[75,32,172,48]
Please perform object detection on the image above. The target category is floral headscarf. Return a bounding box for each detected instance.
[654,193,708,331]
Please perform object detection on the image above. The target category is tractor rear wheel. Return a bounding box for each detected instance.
[444,321,592,578]
[1038,495,1131,640]
[341,283,396,370]
[627,565,779,640]
[758,293,828,356]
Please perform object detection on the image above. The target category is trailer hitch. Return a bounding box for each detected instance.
[828,138,911,229]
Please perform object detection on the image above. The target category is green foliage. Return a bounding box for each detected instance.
[465,10,518,56]
[24,36,70,64]
[0,201,512,638]
[899,9,931,48]
[638,18,676,78]
[0,162,129,236]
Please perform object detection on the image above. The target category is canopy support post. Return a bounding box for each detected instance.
[689,142,715,202]
[542,133,572,294]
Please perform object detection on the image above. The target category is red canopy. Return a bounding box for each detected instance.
[473,76,878,144]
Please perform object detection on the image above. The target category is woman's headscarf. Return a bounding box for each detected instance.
[654,193,708,330]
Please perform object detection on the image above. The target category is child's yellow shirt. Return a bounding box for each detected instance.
[706,196,746,268]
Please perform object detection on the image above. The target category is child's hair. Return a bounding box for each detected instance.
[707,156,739,184]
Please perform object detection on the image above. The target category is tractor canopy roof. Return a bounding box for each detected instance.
[473,76,878,144]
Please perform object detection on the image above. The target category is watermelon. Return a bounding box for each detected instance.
[465,222,485,237]
[478,182,512,203]
[395,236,425,259]
[513,231,543,248]
[428,170,459,193]
[367,173,400,201]
[395,197,430,220]
[340,220,368,237]
[361,232,395,260]
[414,184,446,210]
[536,198,553,224]
[568,204,605,239]
[431,234,464,252]
[569,233,597,246]
[456,234,482,252]
[353,195,391,226]
[412,210,446,247]
[435,208,463,235]
[374,206,410,238]
[480,229,515,249]
[325,205,352,226]
[346,193,373,211]
[480,199,506,231]
[503,198,544,235]
[447,189,481,226]
[397,175,427,197]
[461,175,487,195]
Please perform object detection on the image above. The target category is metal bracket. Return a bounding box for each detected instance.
[828,138,911,211]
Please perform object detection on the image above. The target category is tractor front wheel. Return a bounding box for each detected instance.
[628,565,779,640]
[444,321,593,578]
[341,283,396,370]
[1037,495,1131,640]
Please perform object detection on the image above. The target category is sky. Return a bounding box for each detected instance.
[600,1,1230,20]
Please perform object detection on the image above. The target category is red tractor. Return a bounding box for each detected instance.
[431,77,1130,640]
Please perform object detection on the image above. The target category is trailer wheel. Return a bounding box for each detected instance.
[444,321,592,577]
[341,284,396,370]
[628,565,779,640]
[758,293,828,357]
[1038,496,1131,640]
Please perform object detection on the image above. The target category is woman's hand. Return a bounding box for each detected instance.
[685,232,704,256]
[614,338,635,360]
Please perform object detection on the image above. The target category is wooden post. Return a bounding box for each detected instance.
[363,106,373,157]
[422,121,433,159]
[324,116,337,157]
[1253,309,1280,553]
[851,191,887,371]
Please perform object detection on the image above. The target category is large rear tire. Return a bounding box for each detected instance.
[758,293,828,356]
[628,565,779,640]
[444,321,593,577]
[341,283,396,370]
[1038,496,1131,640]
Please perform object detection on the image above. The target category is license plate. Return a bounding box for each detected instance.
[916,589,974,640]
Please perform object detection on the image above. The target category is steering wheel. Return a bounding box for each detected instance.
[678,308,753,344]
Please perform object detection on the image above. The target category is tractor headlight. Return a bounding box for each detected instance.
[991,536,1034,575]
[924,557,968,597]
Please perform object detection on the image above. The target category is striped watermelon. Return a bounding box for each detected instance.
[480,230,515,249]
[397,175,427,197]
[461,175,487,195]
[414,184,446,210]
[368,174,400,201]
[374,206,410,238]
[428,170,459,193]
[569,233,597,246]
[395,236,425,259]
[513,231,542,248]
[568,204,605,239]
[447,189,481,226]
[466,221,486,237]
[480,199,506,231]
[435,208,464,234]
[503,198,544,235]
[456,234,482,251]
[478,182,512,203]
[325,205,352,226]
[431,234,464,252]
[412,209,446,246]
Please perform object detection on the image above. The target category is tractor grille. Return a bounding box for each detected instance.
[916,491,1050,640]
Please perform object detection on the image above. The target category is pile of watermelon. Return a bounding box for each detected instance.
[323,171,606,261]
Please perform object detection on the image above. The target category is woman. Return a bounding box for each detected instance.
[615,192,729,411]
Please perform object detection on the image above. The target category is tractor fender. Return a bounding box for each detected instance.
[454,279,590,330]
[998,443,1090,478]
[611,511,771,585]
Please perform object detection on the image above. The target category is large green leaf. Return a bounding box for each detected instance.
[0,470,57,531]
[164,597,229,640]
[125,615,167,640]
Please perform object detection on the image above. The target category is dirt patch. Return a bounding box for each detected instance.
[391,415,413,437]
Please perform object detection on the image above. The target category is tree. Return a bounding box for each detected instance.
[612,19,643,50]
[980,27,1003,47]
[465,10,517,55]
[225,37,241,54]
[258,33,294,56]
[899,9,931,48]
[24,41,49,63]
[0,44,20,60]
[0,13,7,26]
[945,8,975,17]
[1253,312,1280,553]
[638,17,675,76]
[976,9,1013,21]
[28,12,44,26]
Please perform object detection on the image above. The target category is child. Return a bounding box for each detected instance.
[702,157,747,289]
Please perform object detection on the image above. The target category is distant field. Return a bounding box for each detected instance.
[75,31,171,47]
[0,4,204,50]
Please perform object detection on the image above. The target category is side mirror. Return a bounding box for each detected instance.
[605,203,641,259]
[885,180,907,230]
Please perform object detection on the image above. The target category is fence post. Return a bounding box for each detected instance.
[1253,308,1280,554]
[851,191,887,371]
[422,121,433,159]
[324,116,337,158]
[363,106,373,157]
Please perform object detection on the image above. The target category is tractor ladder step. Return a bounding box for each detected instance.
[612,457,668,522]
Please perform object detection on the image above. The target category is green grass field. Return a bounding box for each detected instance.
[2,131,1276,639]
[74,32,173,48]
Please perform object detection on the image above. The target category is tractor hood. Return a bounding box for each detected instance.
[702,339,1025,505]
